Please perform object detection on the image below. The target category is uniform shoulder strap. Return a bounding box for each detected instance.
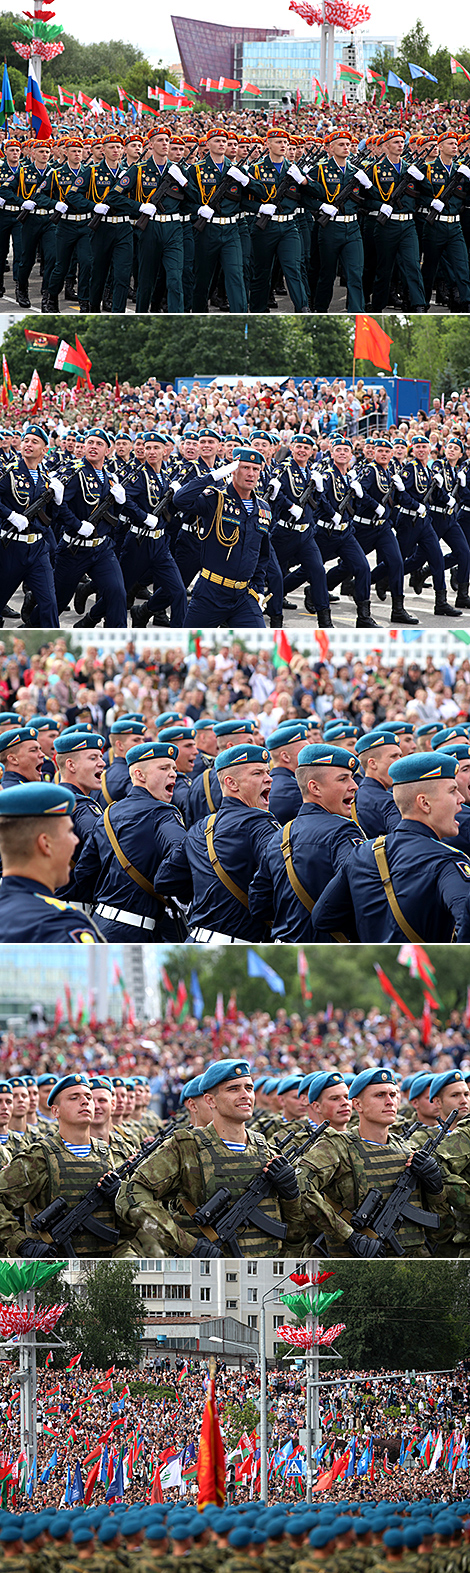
[280,820,314,912]
[202,767,215,812]
[372,834,423,943]
[204,812,249,909]
[102,805,155,898]
[100,769,114,807]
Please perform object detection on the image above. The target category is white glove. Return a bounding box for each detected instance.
[55,200,68,214]
[356,169,372,189]
[139,202,156,216]
[0,197,5,209]
[48,477,64,506]
[198,204,214,219]
[259,203,276,216]
[289,503,303,520]
[433,473,444,487]
[169,479,181,494]
[78,521,95,538]
[407,164,424,181]
[287,163,305,184]
[311,470,324,492]
[379,203,393,218]
[110,481,126,505]
[211,461,238,481]
[375,503,385,518]
[332,511,342,526]
[458,470,467,485]
[351,479,363,497]
[168,163,188,186]
[447,497,457,512]
[144,513,158,528]
[417,504,427,517]
[431,198,444,213]
[458,164,470,180]
[228,165,249,186]
[8,511,29,531]
[320,202,338,217]
[268,477,281,499]
[393,475,405,492]
[94,202,109,215]
[349,468,357,480]
[22,200,36,212]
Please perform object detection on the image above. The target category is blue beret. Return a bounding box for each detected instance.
[47,1073,91,1107]
[373,436,393,449]
[0,1526,23,1543]
[253,1074,270,1091]
[112,1076,127,1088]
[200,1060,251,1093]
[0,726,38,750]
[409,433,430,444]
[193,718,215,732]
[354,1521,372,1537]
[229,1530,251,1548]
[158,726,196,743]
[251,1530,267,1545]
[61,723,94,735]
[389,752,458,783]
[37,1073,58,1087]
[29,716,60,733]
[233,447,263,464]
[0,782,75,817]
[277,1074,304,1094]
[155,712,182,728]
[438,743,470,761]
[409,1074,434,1100]
[403,1528,424,1549]
[263,1077,281,1093]
[381,722,415,735]
[429,1070,467,1101]
[297,744,357,771]
[86,427,112,446]
[325,725,360,740]
[355,731,401,755]
[126,741,179,765]
[331,436,353,449]
[89,1075,113,1091]
[170,1525,193,1542]
[24,423,48,443]
[73,1529,94,1545]
[310,1528,334,1548]
[214,720,255,736]
[110,719,146,736]
[21,1525,43,1545]
[198,427,220,439]
[143,431,167,443]
[399,1074,415,1091]
[269,724,309,749]
[216,744,270,770]
[99,1524,121,1544]
[384,1533,403,1549]
[349,1067,395,1098]
[415,723,440,739]
[55,731,105,754]
[432,727,469,749]
[180,1075,204,1102]
[116,712,144,723]
[146,1527,167,1542]
[341,1073,355,1085]
[308,1072,348,1102]
[0,1080,12,1094]
[8,1076,27,1088]
[292,433,316,446]
[0,713,24,724]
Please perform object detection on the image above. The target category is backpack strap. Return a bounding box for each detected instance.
[372,834,423,942]
[103,805,155,898]
[280,819,314,912]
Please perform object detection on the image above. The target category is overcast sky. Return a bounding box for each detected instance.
[69,0,464,64]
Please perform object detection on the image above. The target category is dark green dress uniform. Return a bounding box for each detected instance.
[44,160,93,310]
[365,155,429,309]
[307,156,365,311]
[0,1129,136,1256]
[103,157,187,313]
[115,1121,305,1257]
[418,154,470,308]
[246,154,309,312]
[0,155,23,291]
[9,162,58,307]
[187,154,248,313]
[172,469,271,627]
[64,158,134,313]
[297,1126,451,1256]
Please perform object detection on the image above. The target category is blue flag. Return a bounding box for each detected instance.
[164,80,178,95]
[64,1464,71,1504]
[408,61,438,82]
[105,1459,124,1502]
[71,1461,85,1503]
[26,1456,37,1498]
[346,1437,356,1477]
[387,70,410,96]
[0,62,14,125]
[191,970,204,1020]
[247,950,285,995]
[356,1444,370,1477]
[40,1449,57,1484]
[99,1445,109,1485]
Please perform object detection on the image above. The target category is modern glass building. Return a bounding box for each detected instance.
[171,15,290,105]
[0,946,159,1027]
[239,33,397,105]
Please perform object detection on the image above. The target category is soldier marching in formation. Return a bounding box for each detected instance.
[2,423,470,629]
[2,120,470,312]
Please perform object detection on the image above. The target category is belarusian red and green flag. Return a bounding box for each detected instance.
[188,630,202,657]
[1,354,12,407]
[53,336,93,391]
[450,57,470,83]
[272,630,292,669]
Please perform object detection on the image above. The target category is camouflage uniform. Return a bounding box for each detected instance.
[115,1120,306,1257]
[297,1127,452,1256]
[431,1115,470,1253]
[0,1128,137,1256]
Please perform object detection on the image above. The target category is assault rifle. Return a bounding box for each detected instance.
[346,1108,457,1258]
[317,169,372,227]
[426,163,470,225]
[21,1117,187,1259]
[376,163,426,225]
[189,1119,330,1258]
[195,144,257,233]
[135,149,199,233]
[2,484,56,544]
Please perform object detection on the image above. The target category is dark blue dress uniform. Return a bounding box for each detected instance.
[455,458,470,548]
[354,776,401,838]
[246,154,309,312]
[1,769,34,790]
[309,463,372,611]
[120,461,187,625]
[172,472,271,628]
[104,157,187,313]
[98,756,131,810]
[155,797,280,941]
[421,456,470,607]
[270,458,330,617]
[365,155,428,309]
[309,819,470,942]
[0,458,59,626]
[248,801,365,941]
[172,457,211,587]
[419,153,470,308]
[307,155,365,311]
[54,458,127,626]
[56,787,103,899]
[186,763,222,826]
[186,154,248,313]
[0,877,103,942]
[394,456,449,606]
[344,459,406,606]
[267,766,302,824]
[64,158,135,313]
[172,771,194,822]
[73,783,186,942]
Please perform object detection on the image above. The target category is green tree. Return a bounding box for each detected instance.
[223,1398,260,1452]
[322,1262,470,1370]
[64,1262,146,1369]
